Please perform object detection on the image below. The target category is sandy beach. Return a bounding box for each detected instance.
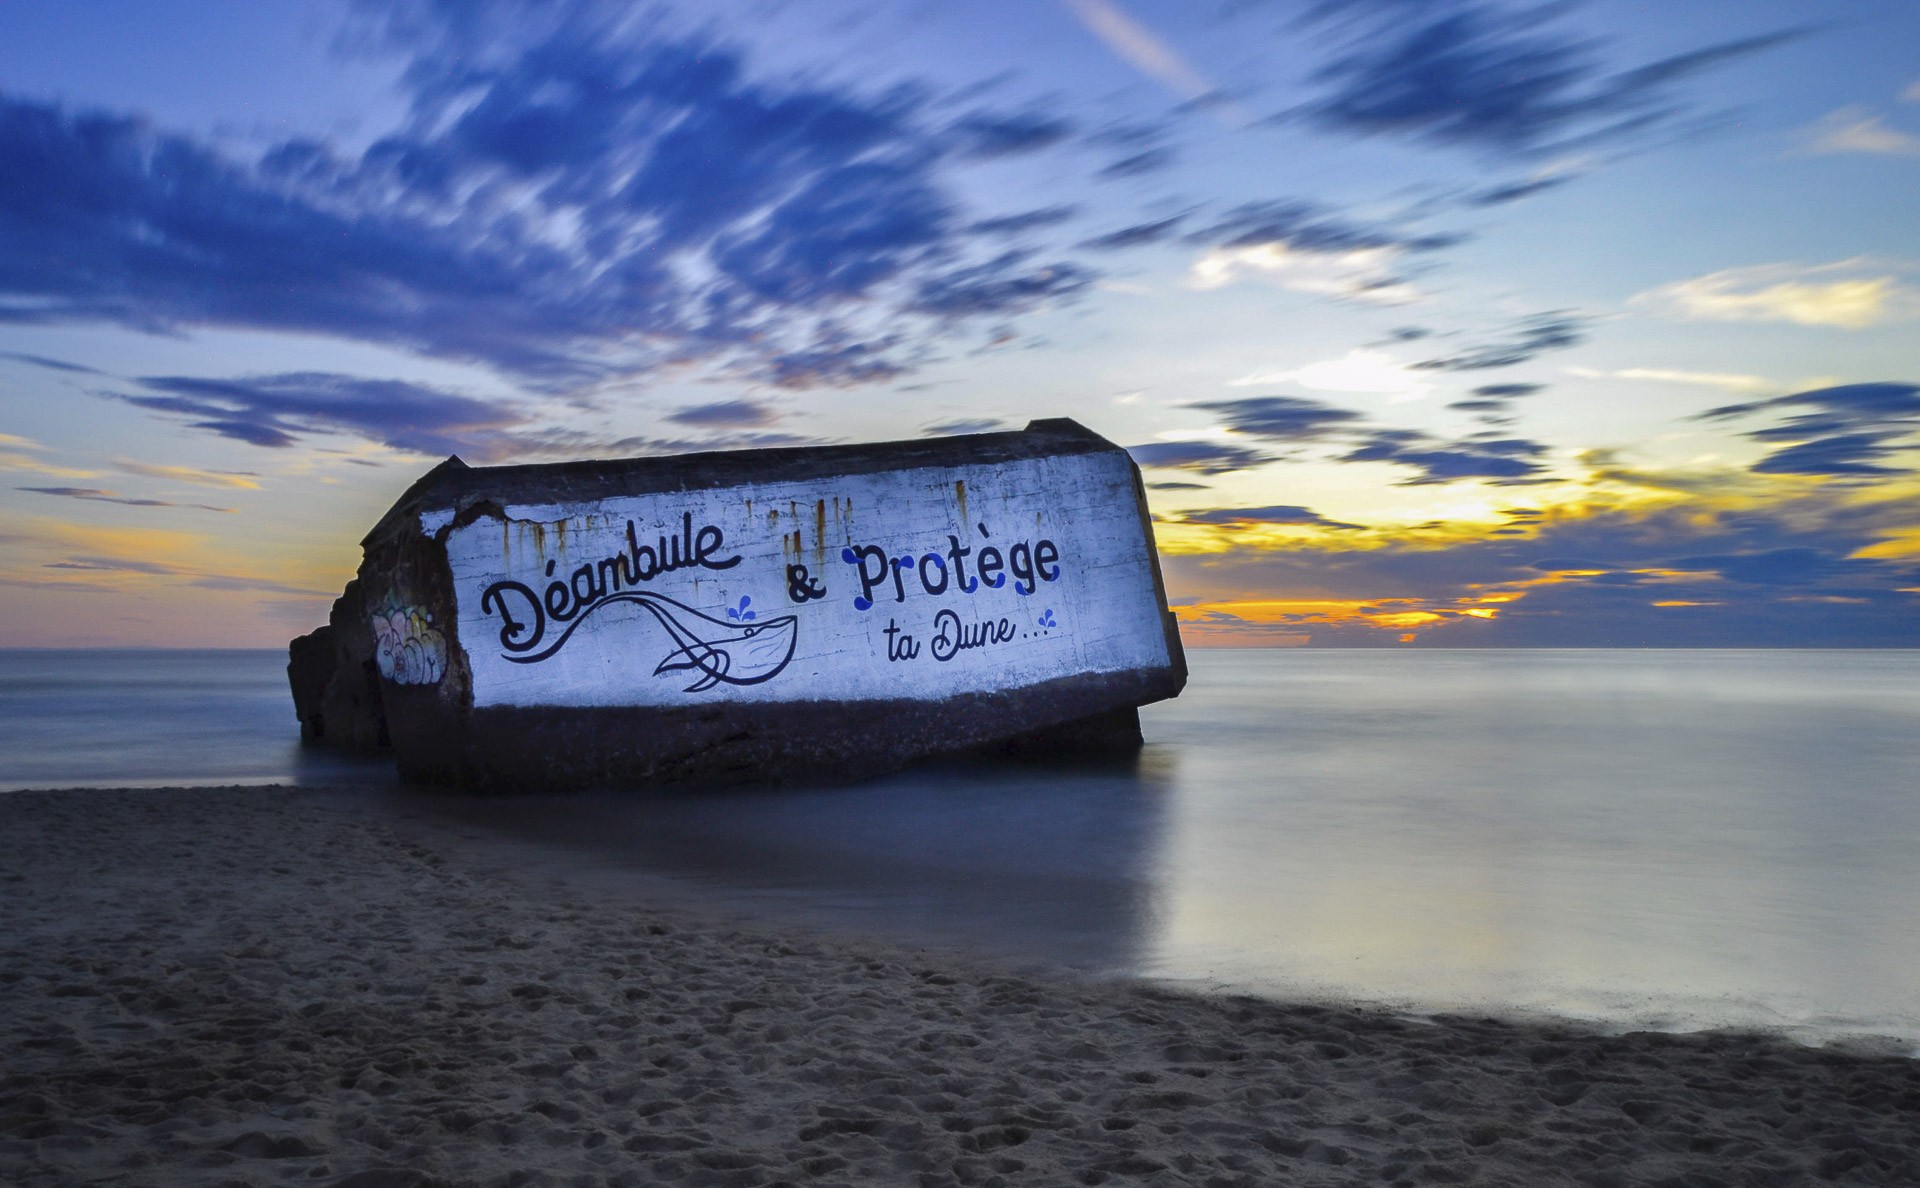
[4,786,1917,1187]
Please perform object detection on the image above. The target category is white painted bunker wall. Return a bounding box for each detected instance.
[434,452,1171,709]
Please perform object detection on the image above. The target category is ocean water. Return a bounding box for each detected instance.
[5,647,1919,1047]
[0,649,400,792]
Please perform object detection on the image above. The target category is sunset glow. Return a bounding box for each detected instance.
[1,0,1915,647]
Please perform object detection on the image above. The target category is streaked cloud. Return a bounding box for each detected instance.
[664,400,779,428]
[0,15,1102,392]
[112,461,262,490]
[45,554,329,597]
[4,514,341,606]
[5,515,208,565]
[16,487,234,513]
[0,455,98,479]
[0,574,118,595]
[1694,382,1920,477]
[921,418,1008,437]
[1634,259,1920,329]
[1182,199,1460,304]
[1466,156,1596,206]
[1229,348,1434,400]
[969,206,1081,236]
[1853,525,1920,561]
[454,427,828,463]
[1126,440,1278,474]
[1447,399,1508,414]
[1098,146,1177,177]
[1566,366,1769,392]
[953,111,1077,158]
[1413,312,1588,371]
[1188,395,1365,441]
[909,255,1093,318]
[1182,389,1560,485]
[1802,107,1920,158]
[1295,1,1799,157]
[1446,382,1545,422]
[1170,504,1365,530]
[46,556,195,578]
[1188,243,1420,304]
[1061,0,1217,105]
[0,351,104,375]
[1192,199,1462,256]
[1339,429,1552,486]
[1079,214,1188,251]
[756,338,914,389]
[0,435,98,479]
[112,372,529,457]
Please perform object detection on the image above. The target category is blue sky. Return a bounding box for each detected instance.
[1,0,1916,646]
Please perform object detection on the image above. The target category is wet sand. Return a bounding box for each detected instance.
[3,785,1917,1187]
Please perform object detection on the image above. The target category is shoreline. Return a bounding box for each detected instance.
[5,785,1917,1187]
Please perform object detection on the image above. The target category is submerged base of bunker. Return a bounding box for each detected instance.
[290,419,1186,792]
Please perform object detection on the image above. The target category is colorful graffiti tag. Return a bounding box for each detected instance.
[371,599,447,686]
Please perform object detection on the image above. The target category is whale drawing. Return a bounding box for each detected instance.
[486,586,797,691]
[635,594,799,692]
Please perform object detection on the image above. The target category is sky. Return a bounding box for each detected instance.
[1,0,1916,648]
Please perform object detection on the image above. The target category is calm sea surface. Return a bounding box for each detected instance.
[5,647,1919,1047]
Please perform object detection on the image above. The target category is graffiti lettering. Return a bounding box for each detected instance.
[479,512,745,661]
[930,607,1018,662]
[371,598,447,685]
[884,618,920,661]
[841,521,1060,611]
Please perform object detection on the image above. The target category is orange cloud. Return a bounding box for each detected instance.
[114,459,263,489]
[1153,462,1920,647]
[1851,527,1920,561]
[8,516,206,560]
[1173,592,1501,646]
[1,516,337,600]
[0,451,98,478]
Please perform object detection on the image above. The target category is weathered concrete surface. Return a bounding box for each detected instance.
[287,580,387,752]
[290,419,1185,791]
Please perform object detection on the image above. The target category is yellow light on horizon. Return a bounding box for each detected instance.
[1368,611,1444,628]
